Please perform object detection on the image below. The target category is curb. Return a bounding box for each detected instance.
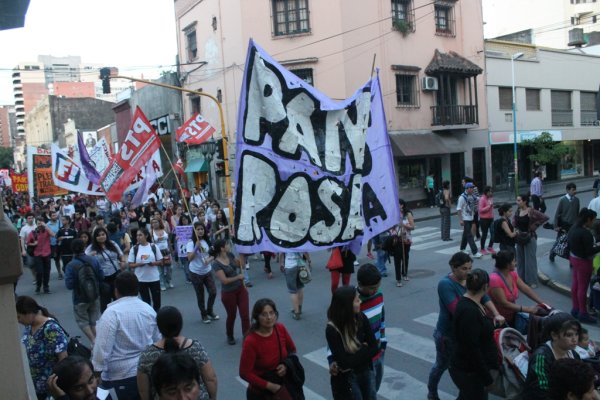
[538,270,571,297]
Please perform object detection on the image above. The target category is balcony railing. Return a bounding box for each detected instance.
[551,110,573,127]
[431,105,478,126]
[581,110,597,126]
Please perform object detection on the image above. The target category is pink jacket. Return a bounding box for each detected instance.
[478,195,494,219]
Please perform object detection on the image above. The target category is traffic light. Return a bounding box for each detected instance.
[99,67,112,94]
[216,138,225,161]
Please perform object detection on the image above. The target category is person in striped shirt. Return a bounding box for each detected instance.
[357,263,387,393]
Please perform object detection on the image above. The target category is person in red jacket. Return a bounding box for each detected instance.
[239,298,299,399]
[27,217,56,294]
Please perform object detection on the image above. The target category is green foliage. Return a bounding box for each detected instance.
[392,19,412,35]
[0,147,14,169]
[521,132,570,165]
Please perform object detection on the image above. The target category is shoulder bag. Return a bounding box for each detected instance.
[326,248,344,270]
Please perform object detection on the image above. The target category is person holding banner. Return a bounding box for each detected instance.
[187,222,220,324]
[210,239,249,345]
[128,228,165,312]
[175,214,193,283]
[391,199,415,287]
[151,218,174,291]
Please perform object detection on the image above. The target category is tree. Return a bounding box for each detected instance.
[0,147,14,169]
[521,132,570,166]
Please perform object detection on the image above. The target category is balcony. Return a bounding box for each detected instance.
[551,110,573,127]
[431,105,478,126]
[581,110,597,126]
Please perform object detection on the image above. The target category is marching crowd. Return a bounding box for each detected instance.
[6,174,600,400]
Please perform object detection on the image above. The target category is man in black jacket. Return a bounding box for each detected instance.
[549,183,580,262]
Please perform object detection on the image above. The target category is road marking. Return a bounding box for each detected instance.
[414,312,439,328]
[411,230,462,250]
[303,347,454,400]
[412,227,439,234]
[386,328,437,364]
[236,376,328,400]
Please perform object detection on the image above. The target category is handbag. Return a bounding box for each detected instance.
[515,232,531,246]
[552,231,570,259]
[326,248,344,270]
[298,265,311,284]
[26,231,38,256]
[54,320,92,359]
[381,235,398,252]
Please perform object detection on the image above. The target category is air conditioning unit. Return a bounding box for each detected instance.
[422,76,439,91]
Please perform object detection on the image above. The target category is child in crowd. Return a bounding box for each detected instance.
[575,328,598,359]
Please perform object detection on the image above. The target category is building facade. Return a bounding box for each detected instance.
[174,0,490,203]
[486,39,600,189]
[0,106,14,148]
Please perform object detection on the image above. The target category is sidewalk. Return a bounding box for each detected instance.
[410,175,598,297]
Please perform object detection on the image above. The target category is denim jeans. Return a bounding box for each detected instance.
[427,329,453,398]
[375,250,387,275]
[372,353,385,392]
[460,220,478,254]
[351,367,377,400]
[102,376,139,400]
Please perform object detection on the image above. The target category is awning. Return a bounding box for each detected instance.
[425,49,483,76]
[389,133,464,157]
[184,158,209,173]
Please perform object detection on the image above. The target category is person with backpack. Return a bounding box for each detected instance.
[128,228,164,312]
[438,181,452,241]
[85,227,125,313]
[456,183,482,258]
[65,239,104,344]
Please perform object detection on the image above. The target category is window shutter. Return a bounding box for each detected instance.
[551,91,571,110]
[581,92,596,111]
[498,87,513,109]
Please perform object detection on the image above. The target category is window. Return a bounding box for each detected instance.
[291,68,314,85]
[498,87,513,110]
[272,0,310,36]
[392,0,414,31]
[190,88,202,114]
[526,89,541,111]
[551,90,573,126]
[580,91,597,126]
[185,28,198,61]
[434,2,455,36]
[395,73,419,107]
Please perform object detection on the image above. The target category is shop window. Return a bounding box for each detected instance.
[272,0,310,36]
[291,68,314,85]
[397,159,425,190]
[396,73,419,107]
[526,89,541,111]
[434,2,455,36]
[498,87,513,110]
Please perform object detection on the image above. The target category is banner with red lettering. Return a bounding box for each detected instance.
[100,107,161,202]
[27,146,69,199]
[11,173,28,193]
[175,113,216,145]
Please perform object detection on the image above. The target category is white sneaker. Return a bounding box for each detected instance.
[353,260,359,266]
[473,252,483,259]
[461,249,470,255]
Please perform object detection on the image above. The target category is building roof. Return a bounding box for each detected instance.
[425,50,483,76]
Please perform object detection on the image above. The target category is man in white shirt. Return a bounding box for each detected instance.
[92,271,160,399]
[62,199,75,217]
[191,186,206,207]
[456,183,482,258]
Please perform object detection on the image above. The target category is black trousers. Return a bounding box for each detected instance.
[449,367,488,400]
[139,281,161,311]
[34,256,51,291]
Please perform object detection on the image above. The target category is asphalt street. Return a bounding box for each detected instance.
[14,188,600,399]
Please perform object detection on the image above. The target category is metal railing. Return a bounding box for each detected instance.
[580,110,597,126]
[430,105,478,126]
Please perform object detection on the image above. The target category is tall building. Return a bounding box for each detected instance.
[174,0,489,203]
[0,105,14,148]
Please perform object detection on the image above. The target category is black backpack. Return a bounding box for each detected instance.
[133,243,160,263]
[435,189,445,207]
[75,258,99,303]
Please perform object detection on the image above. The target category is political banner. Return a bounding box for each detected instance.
[27,146,69,199]
[175,225,194,258]
[88,138,112,175]
[100,106,161,202]
[52,144,163,196]
[11,173,28,193]
[175,113,216,145]
[233,40,400,254]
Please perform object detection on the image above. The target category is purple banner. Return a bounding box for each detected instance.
[175,225,194,258]
[233,40,400,254]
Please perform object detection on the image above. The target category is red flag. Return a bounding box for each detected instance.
[175,113,216,145]
[100,107,161,202]
[173,158,185,175]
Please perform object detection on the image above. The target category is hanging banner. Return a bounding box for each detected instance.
[52,144,163,196]
[27,146,69,199]
[100,106,161,202]
[175,113,216,145]
[233,40,400,254]
[11,173,28,193]
[175,225,194,258]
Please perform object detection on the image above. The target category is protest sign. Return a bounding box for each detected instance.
[175,113,216,145]
[28,146,68,199]
[11,173,27,193]
[175,225,194,258]
[100,107,161,202]
[233,40,400,254]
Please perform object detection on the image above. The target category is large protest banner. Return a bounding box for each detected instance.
[233,40,400,254]
[27,146,69,200]
[11,173,28,193]
[100,107,161,202]
[52,144,163,196]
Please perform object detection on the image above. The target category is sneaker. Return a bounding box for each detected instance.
[186,280,192,284]
[245,263,250,270]
[473,252,483,259]
[227,336,236,345]
[396,281,403,287]
[169,283,174,289]
[487,247,496,254]
[579,314,598,324]
[245,281,253,287]
[353,260,359,266]
[161,286,167,291]
[208,313,220,321]
[549,252,556,262]
[480,249,489,255]
[292,311,301,320]
[202,316,211,324]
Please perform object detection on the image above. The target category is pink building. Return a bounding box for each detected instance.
[174,0,490,202]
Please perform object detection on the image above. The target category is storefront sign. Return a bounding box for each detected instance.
[489,130,562,145]
[233,40,400,253]
[150,114,172,136]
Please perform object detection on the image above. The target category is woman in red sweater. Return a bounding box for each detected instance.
[239,298,299,399]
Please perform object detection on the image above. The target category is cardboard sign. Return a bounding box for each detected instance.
[11,173,27,193]
[175,113,216,145]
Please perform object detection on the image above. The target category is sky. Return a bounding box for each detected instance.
[0,0,178,104]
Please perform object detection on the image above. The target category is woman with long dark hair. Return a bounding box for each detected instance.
[326,286,378,399]
[240,298,302,399]
[151,218,173,291]
[391,199,415,287]
[16,296,68,400]
[439,180,452,241]
[210,239,249,345]
[188,222,219,324]
[128,227,164,311]
[137,306,217,400]
[567,208,600,324]
[514,193,548,288]
[85,226,124,312]
[495,203,516,253]
[48,356,99,400]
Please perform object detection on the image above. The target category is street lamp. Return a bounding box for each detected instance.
[511,52,524,198]
[199,137,217,197]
